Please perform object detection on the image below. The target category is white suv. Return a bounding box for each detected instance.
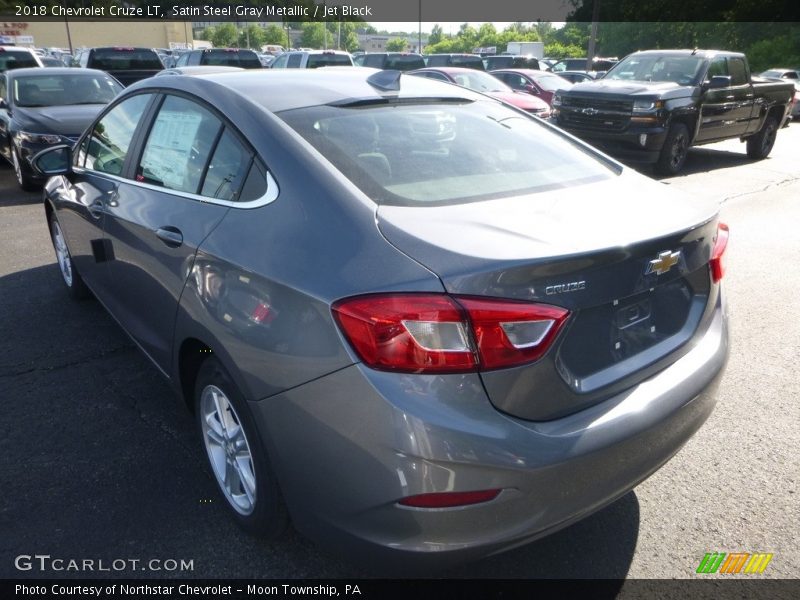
[270,50,352,69]
[0,46,43,72]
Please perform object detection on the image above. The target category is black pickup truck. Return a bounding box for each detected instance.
[75,47,163,87]
[552,50,795,174]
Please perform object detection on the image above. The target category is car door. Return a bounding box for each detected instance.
[54,92,156,300]
[696,56,740,142]
[727,56,756,135]
[100,93,244,373]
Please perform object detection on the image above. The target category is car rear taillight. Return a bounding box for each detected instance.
[332,293,569,374]
[398,489,501,508]
[710,222,729,283]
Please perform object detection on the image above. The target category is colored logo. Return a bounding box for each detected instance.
[645,250,681,276]
[696,552,773,574]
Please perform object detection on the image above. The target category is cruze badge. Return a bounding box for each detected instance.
[546,281,586,295]
[646,250,681,275]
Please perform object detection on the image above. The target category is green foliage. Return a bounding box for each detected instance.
[544,42,585,58]
[262,25,287,47]
[300,22,333,49]
[429,25,444,46]
[238,25,265,50]
[211,23,238,49]
[386,38,408,52]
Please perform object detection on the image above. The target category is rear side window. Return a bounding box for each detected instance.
[306,54,352,68]
[0,50,39,72]
[200,128,252,200]
[136,95,222,193]
[89,48,163,70]
[80,93,152,174]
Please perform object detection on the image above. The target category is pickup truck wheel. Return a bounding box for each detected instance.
[655,123,690,176]
[746,116,778,159]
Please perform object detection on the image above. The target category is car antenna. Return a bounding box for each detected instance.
[367,70,402,91]
[691,48,698,55]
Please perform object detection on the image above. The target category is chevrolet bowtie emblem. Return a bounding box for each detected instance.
[646,250,681,275]
[581,107,599,115]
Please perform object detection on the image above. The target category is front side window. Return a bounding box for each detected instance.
[728,57,747,86]
[136,95,222,194]
[287,54,303,68]
[80,93,152,175]
[706,57,728,81]
[278,100,615,207]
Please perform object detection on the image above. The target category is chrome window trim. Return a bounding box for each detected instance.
[71,167,279,209]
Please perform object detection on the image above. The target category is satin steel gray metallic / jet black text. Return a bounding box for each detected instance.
[37,68,729,566]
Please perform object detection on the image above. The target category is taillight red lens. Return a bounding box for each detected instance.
[456,297,569,369]
[332,294,476,373]
[398,489,501,508]
[710,222,729,283]
[332,294,569,374]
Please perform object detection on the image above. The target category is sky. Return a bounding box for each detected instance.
[369,22,517,34]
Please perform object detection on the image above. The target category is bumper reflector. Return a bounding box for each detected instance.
[398,489,501,508]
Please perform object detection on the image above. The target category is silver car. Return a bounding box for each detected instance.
[36,69,729,566]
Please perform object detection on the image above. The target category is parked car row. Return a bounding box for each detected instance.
[30,67,730,568]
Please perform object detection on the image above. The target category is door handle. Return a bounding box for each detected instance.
[155,226,183,248]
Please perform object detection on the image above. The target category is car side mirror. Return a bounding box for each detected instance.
[708,75,732,89]
[32,145,73,176]
[524,84,538,94]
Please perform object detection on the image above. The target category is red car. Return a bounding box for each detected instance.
[490,69,574,106]
[408,67,551,118]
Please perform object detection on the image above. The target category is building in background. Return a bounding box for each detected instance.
[13,20,197,51]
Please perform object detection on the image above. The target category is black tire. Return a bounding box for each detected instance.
[194,356,288,539]
[655,123,690,176]
[48,213,91,300]
[746,116,779,159]
[12,146,39,192]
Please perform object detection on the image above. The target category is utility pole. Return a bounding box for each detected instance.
[418,0,422,53]
[586,0,601,71]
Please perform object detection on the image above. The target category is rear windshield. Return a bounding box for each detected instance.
[486,56,540,70]
[384,55,425,70]
[278,101,614,207]
[200,49,262,69]
[0,50,39,72]
[13,73,122,107]
[89,48,163,70]
[306,54,352,68]
[448,56,485,70]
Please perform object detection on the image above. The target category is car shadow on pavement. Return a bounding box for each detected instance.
[0,164,42,206]
[651,147,754,180]
[1,264,638,581]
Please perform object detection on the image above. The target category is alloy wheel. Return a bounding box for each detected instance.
[51,220,73,287]
[200,384,257,515]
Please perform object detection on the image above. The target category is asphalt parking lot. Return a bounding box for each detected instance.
[1,124,798,580]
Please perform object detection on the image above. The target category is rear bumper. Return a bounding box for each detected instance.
[250,291,728,567]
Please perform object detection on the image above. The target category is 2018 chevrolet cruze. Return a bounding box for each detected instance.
[36,68,729,567]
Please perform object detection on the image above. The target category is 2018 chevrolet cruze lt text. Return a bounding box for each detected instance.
[36,68,729,567]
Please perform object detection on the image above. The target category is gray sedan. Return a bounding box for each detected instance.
[35,69,729,567]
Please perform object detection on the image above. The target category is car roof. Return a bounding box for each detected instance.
[490,69,555,76]
[157,66,245,76]
[414,67,485,75]
[127,67,484,113]
[0,45,35,52]
[6,67,109,77]
[628,49,744,59]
